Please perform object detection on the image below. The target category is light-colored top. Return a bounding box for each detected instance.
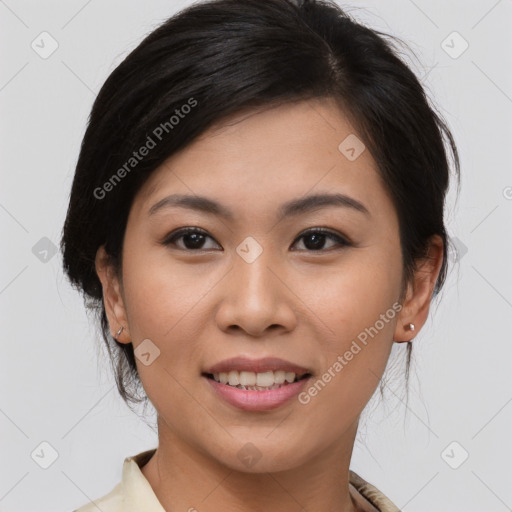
[73,448,401,512]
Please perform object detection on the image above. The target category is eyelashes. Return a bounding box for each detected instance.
[161,227,352,252]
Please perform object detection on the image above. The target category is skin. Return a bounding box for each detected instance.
[96,97,443,512]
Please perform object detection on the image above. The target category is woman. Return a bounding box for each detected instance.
[63,0,460,510]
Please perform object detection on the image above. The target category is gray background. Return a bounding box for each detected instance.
[1,1,511,511]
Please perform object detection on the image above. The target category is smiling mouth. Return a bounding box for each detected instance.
[203,371,311,391]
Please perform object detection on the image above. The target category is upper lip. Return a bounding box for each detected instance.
[203,357,311,377]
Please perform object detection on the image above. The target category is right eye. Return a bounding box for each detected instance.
[161,227,222,251]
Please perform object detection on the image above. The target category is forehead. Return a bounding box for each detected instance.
[134,98,392,222]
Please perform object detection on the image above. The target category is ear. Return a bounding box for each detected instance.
[95,245,131,344]
[393,235,444,343]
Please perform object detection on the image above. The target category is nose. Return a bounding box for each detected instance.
[214,246,297,337]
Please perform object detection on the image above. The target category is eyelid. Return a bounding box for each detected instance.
[161,226,352,251]
[161,226,218,248]
[292,227,352,249]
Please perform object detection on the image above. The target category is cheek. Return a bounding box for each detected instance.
[120,251,210,406]
[307,247,402,337]
[303,250,401,397]
[119,244,217,397]
[299,301,398,429]
[121,242,213,339]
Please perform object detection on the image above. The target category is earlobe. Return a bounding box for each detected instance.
[393,235,444,343]
[393,280,416,343]
[95,246,131,343]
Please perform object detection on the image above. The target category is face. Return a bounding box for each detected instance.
[97,97,441,473]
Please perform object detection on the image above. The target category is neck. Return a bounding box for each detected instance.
[140,416,366,512]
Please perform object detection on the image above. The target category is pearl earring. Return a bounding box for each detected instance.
[406,323,415,331]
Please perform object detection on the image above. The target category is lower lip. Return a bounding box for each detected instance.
[204,375,311,411]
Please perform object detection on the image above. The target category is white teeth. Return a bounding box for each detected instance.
[285,372,296,383]
[239,371,256,386]
[274,371,286,384]
[227,370,239,386]
[256,371,274,387]
[212,370,303,387]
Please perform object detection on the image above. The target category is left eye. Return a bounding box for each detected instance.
[162,227,350,252]
[292,228,351,251]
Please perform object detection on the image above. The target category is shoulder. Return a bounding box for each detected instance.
[71,448,159,512]
[73,481,123,512]
[349,470,401,512]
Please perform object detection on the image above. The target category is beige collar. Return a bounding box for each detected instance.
[117,449,401,512]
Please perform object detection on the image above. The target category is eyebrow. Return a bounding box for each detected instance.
[148,192,370,220]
